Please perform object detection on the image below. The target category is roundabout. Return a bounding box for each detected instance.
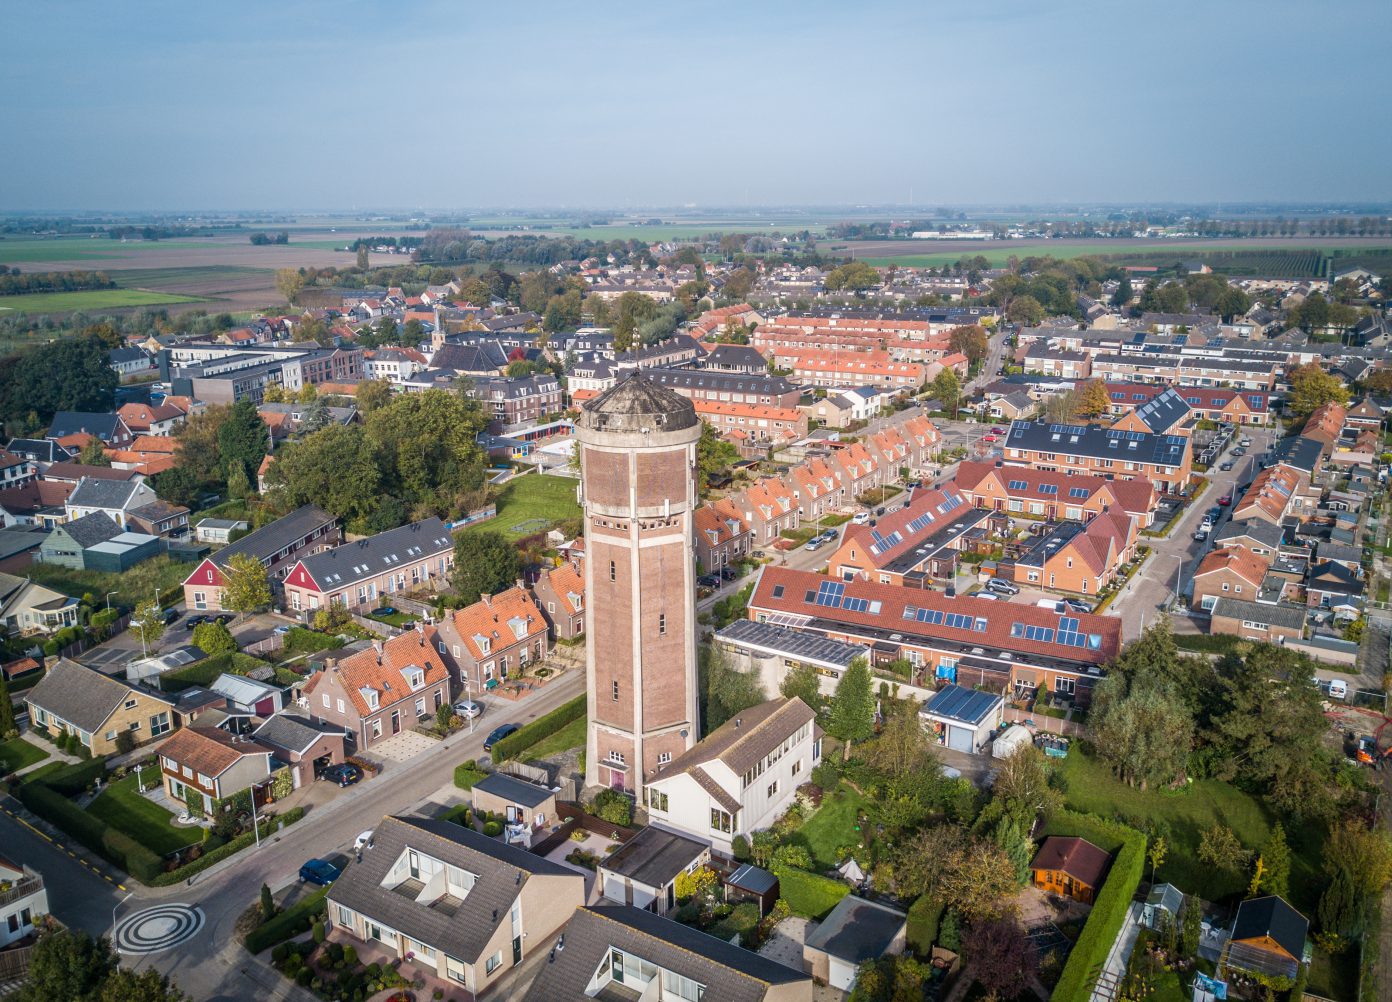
[114,903,205,954]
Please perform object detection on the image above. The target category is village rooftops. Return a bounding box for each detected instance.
[1006,420,1189,467]
[207,504,336,568]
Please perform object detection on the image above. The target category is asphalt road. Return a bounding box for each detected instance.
[115,671,585,1001]
[1107,426,1276,641]
[0,806,126,937]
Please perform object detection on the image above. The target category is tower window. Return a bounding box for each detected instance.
[612,680,620,701]
[609,560,616,582]
[658,613,666,635]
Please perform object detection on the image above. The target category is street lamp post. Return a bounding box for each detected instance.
[112,890,133,936]
[1173,555,1184,609]
[105,591,118,612]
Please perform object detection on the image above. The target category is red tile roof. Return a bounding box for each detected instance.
[450,586,548,664]
[312,626,450,717]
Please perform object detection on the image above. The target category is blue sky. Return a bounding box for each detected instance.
[2,0,1388,210]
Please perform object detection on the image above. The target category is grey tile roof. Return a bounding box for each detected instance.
[5,439,62,463]
[520,905,809,1002]
[472,772,554,809]
[295,517,451,591]
[642,367,792,397]
[57,511,123,548]
[1006,420,1190,468]
[1210,598,1306,631]
[599,826,707,889]
[211,504,336,568]
[805,895,906,965]
[654,698,815,782]
[1214,519,1284,550]
[1273,436,1323,475]
[25,658,134,732]
[68,478,144,511]
[252,713,346,755]
[327,816,579,964]
[47,412,124,440]
[1131,388,1192,434]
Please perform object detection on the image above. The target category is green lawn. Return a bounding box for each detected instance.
[0,289,204,313]
[523,716,586,763]
[0,737,47,775]
[789,781,874,870]
[88,773,200,857]
[1053,750,1323,911]
[24,554,194,604]
[1306,944,1359,1000]
[464,475,581,542]
[772,865,850,919]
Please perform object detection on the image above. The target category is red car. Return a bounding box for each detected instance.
[983,434,1000,443]
[1217,495,1232,506]
[990,427,1005,434]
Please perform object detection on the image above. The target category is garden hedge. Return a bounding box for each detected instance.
[245,886,329,954]
[489,694,585,762]
[148,808,304,886]
[1047,811,1146,1002]
[906,895,944,956]
[43,757,107,795]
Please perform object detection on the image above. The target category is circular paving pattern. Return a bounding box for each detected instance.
[114,904,205,955]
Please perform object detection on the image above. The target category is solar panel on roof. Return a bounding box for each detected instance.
[1007,479,1028,491]
[1069,487,1089,499]
[1038,484,1058,496]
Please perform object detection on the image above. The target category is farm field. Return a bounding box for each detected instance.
[0,288,204,313]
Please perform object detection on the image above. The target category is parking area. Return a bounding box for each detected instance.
[364,730,442,763]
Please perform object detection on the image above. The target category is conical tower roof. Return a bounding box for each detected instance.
[579,372,699,433]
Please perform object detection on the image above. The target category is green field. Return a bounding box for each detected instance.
[1054,749,1324,912]
[24,554,195,603]
[466,474,580,542]
[88,773,201,857]
[114,265,268,288]
[0,288,204,313]
[0,237,222,265]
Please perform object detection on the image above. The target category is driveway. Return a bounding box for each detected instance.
[364,729,443,763]
[759,916,814,970]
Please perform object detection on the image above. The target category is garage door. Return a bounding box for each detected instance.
[829,956,857,991]
[947,724,974,754]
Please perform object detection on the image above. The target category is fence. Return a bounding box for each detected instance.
[241,632,285,658]
[347,612,397,638]
[497,760,578,802]
[0,944,34,980]
[1004,705,1087,738]
[56,614,131,660]
[448,505,498,531]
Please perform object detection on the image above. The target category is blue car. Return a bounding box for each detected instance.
[299,858,341,885]
[483,723,520,752]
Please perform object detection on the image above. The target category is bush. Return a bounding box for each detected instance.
[271,943,291,964]
[192,620,238,656]
[1048,811,1146,1002]
[454,764,488,790]
[732,834,751,862]
[489,694,586,762]
[906,895,944,956]
[483,821,502,837]
[102,829,162,883]
[283,627,343,657]
[590,788,632,827]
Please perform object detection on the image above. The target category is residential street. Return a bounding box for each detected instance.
[0,807,125,937]
[1106,426,1276,641]
[115,670,585,1002]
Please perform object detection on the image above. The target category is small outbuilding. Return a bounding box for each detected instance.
[1144,882,1185,931]
[1225,895,1309,980]
[1030,835,1112,904]
[724,863,779,916]
[597,824,710,917]
[920,684,1004,754]
[470,772,558,831]
[991,723,1033,759]
[803,894,907,992]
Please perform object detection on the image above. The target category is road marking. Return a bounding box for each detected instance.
[115,904,204,954]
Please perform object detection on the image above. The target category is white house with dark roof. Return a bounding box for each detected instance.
[64,477,158,529]
[642,697,820,857]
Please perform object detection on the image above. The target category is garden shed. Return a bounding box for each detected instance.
[723,863,779,916]
[919,684,1003,754]
[991,723,1032,759]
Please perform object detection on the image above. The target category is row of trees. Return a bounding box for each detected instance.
[0,269,115,296]
[152,398,269,508]
[247,231,289,245]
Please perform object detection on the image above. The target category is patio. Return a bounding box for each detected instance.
[543,830,613,903]
[326,931,470,1001]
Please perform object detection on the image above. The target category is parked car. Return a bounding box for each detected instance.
[1239,437,1252,447]
[184,614,208,629]
[321,763,362,787]
[852,511,870,525]
[1232,448,1246,457]
[1217,495,1232,506]
[820,530,837,542]
[162,608,182,626]
[983,434,1000,443]
[874,507,886,517]
[484,723,520,752]
[299,858,341,885]
[986,578,1020,596]
[697,574,720,588]
[804,539,823,552]
[1219,461,1234,471]
[719,567,740,582]
[1063,599,1091,614]
[1193,528,1208,541]
[353,830,374,853]
[990,427,1005,435]
[272,624,291,635]
[1207,507,1223,521]
[453,700,483,720]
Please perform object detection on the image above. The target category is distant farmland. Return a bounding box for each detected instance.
[0,288,204,313]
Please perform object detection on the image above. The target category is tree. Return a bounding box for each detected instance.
[226,463,251,500]
[1006,294,1045,326]
[265,425,384,530]
[78,437,110,467]
[15,928,118,1002]
[894,827,1019,921]
[291,316,327,343]
[355,379,393,414]
[1259,822,1291,898]
[695,422,738,496]
[862,698,933,776]
[132,599,165,653]
[966,917,1038,999]
[1213,286,1252,323]
[98,968,192,1002]
[947,325,989,365]
[260,883,276,921]
[365,391,486,514]
[355,246,369,271]
[930,369,960,419]
[191,619,237,656]
[1288,362,1351,420]
[216,399,268,488]
[824,261,880,293]
[1111,275,1133,308]
[779,661,824,712]
[0,333,117,429]
[1074,379,1111,420]
[1197,824,1249,873]
[274,269,305,304]
[221,553,271,620]
[993,817,1034,886]
[991,745,1062,829]
[1148,836,1168,885]
[1089,677,1193,790]
[451,531,521,605]
[1179,894,1202,957]
[612,292,659,352]
[673,865,718,902]
[701,643,765,733]
[826,657,875,759]
[1362,368,1392,396]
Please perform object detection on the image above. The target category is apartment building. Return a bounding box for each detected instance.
[1002,420,1193,494]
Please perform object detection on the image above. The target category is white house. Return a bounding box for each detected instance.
[643,697,820,856]
[64,478,158,530]
[0,858,47,947]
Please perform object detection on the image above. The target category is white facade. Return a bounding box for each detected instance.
[643,718,821,855]
[0,864,46,947]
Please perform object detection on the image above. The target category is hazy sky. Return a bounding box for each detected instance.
[4,0,1389,211]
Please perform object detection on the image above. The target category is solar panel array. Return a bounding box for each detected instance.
[806,579,877,614]
[1007,479,1028,491]
[1069,487,1090,499]
[1008,614,1105,651]
[1038,484,1058,496]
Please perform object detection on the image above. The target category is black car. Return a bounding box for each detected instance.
[697,574,720,589]
[162,607,183,626]
[484,723,520,752]
[719,567,740,582]
[184,614,208,628]
[321,763,362,787]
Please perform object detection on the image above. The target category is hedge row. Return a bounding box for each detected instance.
[43,757,108,796]
[245,885,329,954]
[1047,810,1147,1002]
[148,806,305,886]
[490,694,585,762]
[906,895,944,956]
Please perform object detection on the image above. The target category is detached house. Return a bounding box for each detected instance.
[328,815,585,997]
[157,726,273,814]
[47,412,133,449]
[533,561,586,640]
[64,477,158,529]
[305,626,451,750]
[643,697,821,857]
[25,659,174,756]
[281,517,454,616]
[1192,547,1269,612]
[435,586,549,695]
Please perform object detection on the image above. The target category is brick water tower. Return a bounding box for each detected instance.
[577,374,701,797]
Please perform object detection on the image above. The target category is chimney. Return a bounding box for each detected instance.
[373,639,384,665]
[326,657,338,671]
